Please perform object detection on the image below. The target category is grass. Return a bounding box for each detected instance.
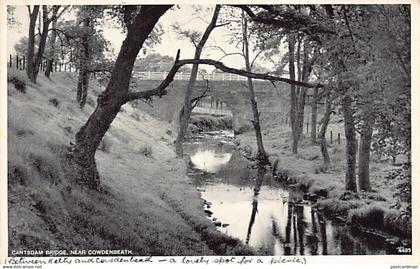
[7,69,251,255]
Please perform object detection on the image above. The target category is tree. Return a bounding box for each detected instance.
[73,5,322,189]
[75,6,107,108]
[7,6,20,28]
[134,53,178,72]
[310,87,318,144]
[73,5,174,188]
[44,6,70,78]
[26,6,40,82]
[241,11,269,164]
[318,89,333,169]
[175,5,222,158]
[26,5,67,83]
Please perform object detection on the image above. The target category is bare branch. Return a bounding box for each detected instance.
[214,22,231,28]
[56,5,70,20]
[210,45,244,61]
[250,48,265,69]
[191,82,210,110]
[125,49,182,103]
[177,58,323,88]
[125,48,322,104]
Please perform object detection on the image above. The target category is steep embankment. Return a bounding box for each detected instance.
[7,70,252,256]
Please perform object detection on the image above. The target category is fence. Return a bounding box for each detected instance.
[133,71,249,81]
[8,54,78,73]
[9,53,269,82]
[283,115,343,145]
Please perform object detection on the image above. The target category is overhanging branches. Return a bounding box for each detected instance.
[125,49,323,103]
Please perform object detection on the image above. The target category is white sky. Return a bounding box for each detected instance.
[7,5,273,72]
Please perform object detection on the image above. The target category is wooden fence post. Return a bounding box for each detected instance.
[22,56,26,70]
[16,55,19,70]
[338,133,341,145]
[306,122,309,134]
[9,54,12,68]
[330,130,333,144]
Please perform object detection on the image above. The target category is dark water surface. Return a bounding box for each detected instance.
[185,131,396,255]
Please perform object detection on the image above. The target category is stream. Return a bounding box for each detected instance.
[184,130,398,255]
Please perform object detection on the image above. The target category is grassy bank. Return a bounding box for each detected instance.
[235,123,411,242]
[7,69,253,256]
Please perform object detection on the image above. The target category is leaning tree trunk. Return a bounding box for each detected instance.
[175,5,221,158]
[26,6,40,82]
[342,94,357,192]
[358,117,373,191]
[311,87,318,144]
[73,6,172,189]
[242,12,269,165]
[318,92,332,168]
[77,16,91,108]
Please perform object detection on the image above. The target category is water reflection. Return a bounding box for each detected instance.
[190,149,232,173]
[186,133,395,255]
[245,167,265,245]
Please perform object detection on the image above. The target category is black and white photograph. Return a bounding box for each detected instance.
[1,1,418,264]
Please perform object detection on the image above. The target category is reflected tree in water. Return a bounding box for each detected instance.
[245,166,266,244]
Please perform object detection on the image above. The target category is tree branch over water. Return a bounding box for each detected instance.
[125,49,323,103]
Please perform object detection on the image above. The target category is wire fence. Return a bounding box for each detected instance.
[8,54,78,73]
[133,71,249,81]
[9,54,250,81]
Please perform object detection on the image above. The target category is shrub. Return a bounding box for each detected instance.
[317,198,365,216]
[317,198,351,216]
[348,205,385,229]
[8,76,26,93]
[383,209,411,238]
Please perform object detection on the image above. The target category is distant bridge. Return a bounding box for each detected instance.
[133,71,250,81]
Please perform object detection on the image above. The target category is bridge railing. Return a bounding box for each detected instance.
[133,71,249,81]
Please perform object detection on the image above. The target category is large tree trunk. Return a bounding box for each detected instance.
[77,16,91,108]
[175,5,221,158]
[342,94,357,192]
[242,12,269,165]
[26,6,40,82]
[318,92,332,168]
[311,87,318,144]
[288,34,298,154]
[73,6,172,189]
[358,117,373,191]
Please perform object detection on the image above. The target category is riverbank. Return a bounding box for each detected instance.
[235,125,411,245]
[7,69,253,256]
